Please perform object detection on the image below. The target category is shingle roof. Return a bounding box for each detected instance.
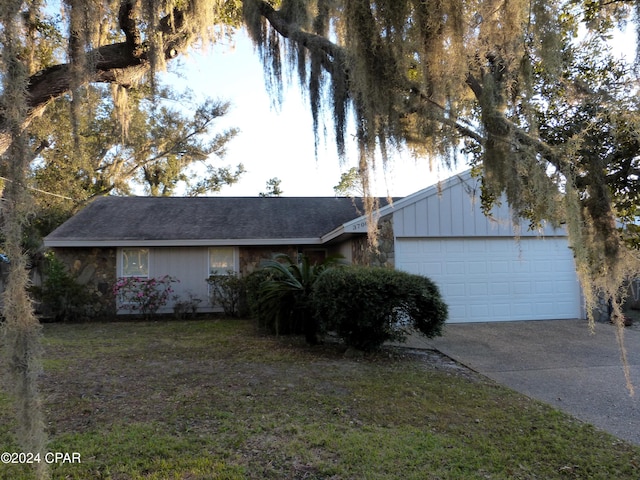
[44,196,390,246]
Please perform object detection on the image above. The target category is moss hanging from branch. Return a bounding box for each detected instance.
[0,2,50,479]
[247,1,640,389]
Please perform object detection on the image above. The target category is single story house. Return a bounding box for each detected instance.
[44,170,584,322]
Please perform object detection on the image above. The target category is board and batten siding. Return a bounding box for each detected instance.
[392,174,563,238]
[391,172,583,322]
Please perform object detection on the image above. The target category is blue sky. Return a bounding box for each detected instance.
[161,30,463,197]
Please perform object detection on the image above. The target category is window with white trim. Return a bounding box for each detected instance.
[121,248,149,277]
[207,247,239,309]
[208,247,236,276]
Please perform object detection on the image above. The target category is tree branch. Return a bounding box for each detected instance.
[118,0,143,56]
[252,0,568,174]
[0,5,191,157]
[252,0,345,64]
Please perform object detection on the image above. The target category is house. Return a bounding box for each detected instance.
[43,170,584,322]
[43,196,392,316]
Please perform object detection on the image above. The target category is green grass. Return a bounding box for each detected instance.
[1,318,639,479]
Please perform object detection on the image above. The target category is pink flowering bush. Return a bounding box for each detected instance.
[113,275,178,318]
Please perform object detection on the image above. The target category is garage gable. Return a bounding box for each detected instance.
[392,171,583,323]
[391,171,564,238]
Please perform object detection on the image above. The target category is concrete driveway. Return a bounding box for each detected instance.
[409,319,640,445]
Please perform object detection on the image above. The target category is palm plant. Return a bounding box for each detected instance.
[256,253,343,344]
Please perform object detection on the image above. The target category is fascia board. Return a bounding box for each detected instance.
[44,237,326,248]
[341,170,473,231]
[321,225,347,243]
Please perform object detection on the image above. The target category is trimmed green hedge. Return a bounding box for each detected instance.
[313,266,448,351]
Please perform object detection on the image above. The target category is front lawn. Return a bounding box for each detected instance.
[1,319,639,479]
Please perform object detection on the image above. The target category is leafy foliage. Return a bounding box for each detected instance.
[112,275,178,319]
[2,2,640,469]
[0,0,637,328]
[254,254,343,344]
[171,292,203,319]
[333,167,365,197]
[207,272,246,317]
[243,0,640,333]
[259,177,284,197]
[243,268,274,316]
[27,86,242,239]
[313,266,448,351]
[32,253,95,322]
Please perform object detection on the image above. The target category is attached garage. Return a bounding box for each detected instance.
[396,237,582,323]
[388,171,583,323]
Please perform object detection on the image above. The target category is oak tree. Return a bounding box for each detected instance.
[27,86,242,238]
[2,2,640,477]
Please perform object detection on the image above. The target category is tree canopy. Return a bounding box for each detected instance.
[1,1,640,473]
[0,2,637,292]
[0,2,637,318]
[26,85,242,239]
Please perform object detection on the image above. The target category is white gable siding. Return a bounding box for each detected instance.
[393,174,563,238]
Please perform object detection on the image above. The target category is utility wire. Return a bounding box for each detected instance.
[0,176,75,200]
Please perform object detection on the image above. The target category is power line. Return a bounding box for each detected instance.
[0,176,75,201]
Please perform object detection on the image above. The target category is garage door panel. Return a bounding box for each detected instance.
[423,262,442,274]
[512,303,534,316]
[445,283,467,298]
[535,303,555,316]
[467,240,488,253]
[444,240,465,253]
[511,261,532,274]
[555,301,579,315]
[492,304,511,317]
[467,262,488,274]
[467,283,488,295]
[397,238,581,323]
[512,282,531,295]
[449,305,467,318]
[446,262,466,274]
[554,280,576,294]
[491,261,510,274]
[534,281,555,294]
[534,260,553,272]
[490,282,510,295]
[471,305,490,319]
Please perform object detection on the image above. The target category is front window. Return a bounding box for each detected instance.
[209,247,236,276]
[122,248,149,277]
[207,247,238,310]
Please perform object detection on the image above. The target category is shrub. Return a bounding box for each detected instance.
[113,275,178,318]
[207,271,246,317]
[34,252,95,321]
[244,268,274,318]
[172,292,203,319]
[313,266,448,351]
[254,254,343,344]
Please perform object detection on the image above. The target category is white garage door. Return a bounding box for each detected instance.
[396,237,582,323]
